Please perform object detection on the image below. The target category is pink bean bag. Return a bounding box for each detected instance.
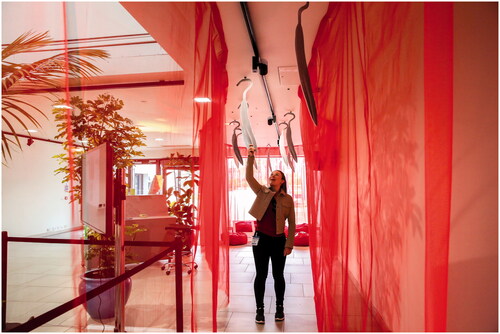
[229,232,248,245]
[294,231,309,246]
[235,221,254,232]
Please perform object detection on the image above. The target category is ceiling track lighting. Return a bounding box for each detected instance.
[240,2,280,144]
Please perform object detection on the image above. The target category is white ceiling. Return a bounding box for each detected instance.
[2,2,328,156]
[218,2,328,147]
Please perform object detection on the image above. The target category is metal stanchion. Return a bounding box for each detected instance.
[174,234,183,332]
[2,231,8,331]
[114,169,126,332]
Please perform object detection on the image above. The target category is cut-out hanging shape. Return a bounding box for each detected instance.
[229,120,244,166]
[266,144,272,175]
[279,122,295,172]
[237,77,258,150]
[284,111,298,162]
[295,2,318,126]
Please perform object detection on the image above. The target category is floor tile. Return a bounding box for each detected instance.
[32,325,70,332]
[290,248,310,257]
[290,272,313,284]
[7,273,45,285]
[240,257,256,264]
[280,296,316,315]
[7,286,65,302]
[284,257,304,265]
[231,263,250,272]
[303,283,315,297]
[24,274,75,288]
[284,264,310,273]
[228,295,272,313]
[230,282,254,296]
[38,287,79,303]
[282,313,318,332]
[231,272,255,283]
[6,239,322,332]
[224,311,284,332]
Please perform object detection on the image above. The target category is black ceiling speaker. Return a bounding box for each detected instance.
[252,56,259,73]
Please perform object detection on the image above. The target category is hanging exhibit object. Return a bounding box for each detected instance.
[279,122,295,172]
[295,2,318,126]
[284,111,298,162]
[266,144,273,175]
[229,120,244,166]
[237,77,258,150]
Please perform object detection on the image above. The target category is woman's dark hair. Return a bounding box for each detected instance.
[276,170,287,193]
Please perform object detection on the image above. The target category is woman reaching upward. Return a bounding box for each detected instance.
[246,145,296,324]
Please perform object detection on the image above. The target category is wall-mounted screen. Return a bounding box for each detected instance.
[82,142,113,237]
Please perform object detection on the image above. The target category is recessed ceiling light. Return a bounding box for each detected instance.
[53,104,73,110]
[194,97,211,103]
[26,129,38,133]
[154,138,164,141]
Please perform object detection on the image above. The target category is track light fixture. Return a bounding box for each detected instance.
[27,138,34,146]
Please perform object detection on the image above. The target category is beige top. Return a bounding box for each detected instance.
[246,155,296,249]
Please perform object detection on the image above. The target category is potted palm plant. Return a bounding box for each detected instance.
[2,31,108,162]
[53,93,147,319]
[165,153,199,251]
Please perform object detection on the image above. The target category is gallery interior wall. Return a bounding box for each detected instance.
[2,141,71,236]
[447,3,498,331]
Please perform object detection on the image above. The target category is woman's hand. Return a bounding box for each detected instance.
[248,144,255,157]
[284,247,292,256]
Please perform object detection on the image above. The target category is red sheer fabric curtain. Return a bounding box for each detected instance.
[301,3,452,331]
[194,3,230,332]
[61,3,85,331]
[227,146,308,227]
[423,3,453,332]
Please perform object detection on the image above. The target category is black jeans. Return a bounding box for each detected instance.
[252,231,287,308]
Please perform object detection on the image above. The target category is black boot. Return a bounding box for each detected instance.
[275,304,284,321]
[255,307,265,324]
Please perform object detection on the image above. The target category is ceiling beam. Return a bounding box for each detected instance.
[9,80,184,95]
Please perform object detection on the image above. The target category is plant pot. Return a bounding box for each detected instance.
[79,268,133,320]
[180,228,195,251]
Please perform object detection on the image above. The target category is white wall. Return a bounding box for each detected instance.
[2,140,72,236]
[447,3,498,331]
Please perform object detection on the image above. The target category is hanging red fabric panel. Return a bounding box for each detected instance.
[194,2,230,332]
[423,3,453,332]
[300,3,429,331]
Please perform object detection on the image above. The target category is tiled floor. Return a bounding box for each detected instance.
[4,234,381,332]
[4,235,317,332]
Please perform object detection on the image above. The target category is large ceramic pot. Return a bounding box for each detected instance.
[79,268,132,319]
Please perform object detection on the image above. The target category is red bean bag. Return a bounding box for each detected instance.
[294,231,309,246]
[235,221,254,232]
[284,224,308,237]
[229,232,248,245]
[296,223,309,233]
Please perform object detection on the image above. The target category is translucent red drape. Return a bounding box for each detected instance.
[423,3,453,332]
[226,146,308,226]
[62,3,86,331]
[299,2,455,331]
[194,3,230,332]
